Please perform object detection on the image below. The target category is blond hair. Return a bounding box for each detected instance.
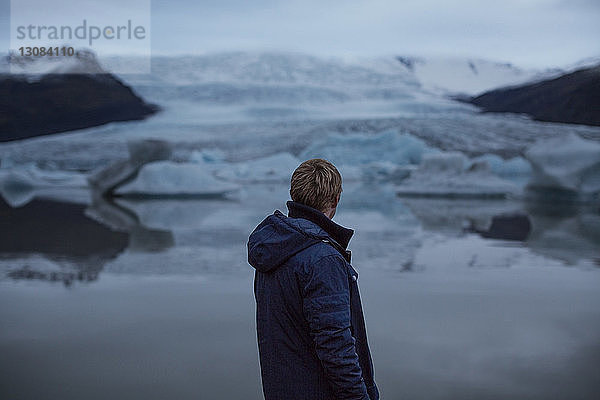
[290,159,342,212]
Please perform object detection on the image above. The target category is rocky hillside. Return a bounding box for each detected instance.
[0,51,158,142]
[468,64,600,127]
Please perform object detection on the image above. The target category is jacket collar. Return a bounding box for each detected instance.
[286,201,354,250]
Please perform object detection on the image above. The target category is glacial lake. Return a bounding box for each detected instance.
[1,183,599,400]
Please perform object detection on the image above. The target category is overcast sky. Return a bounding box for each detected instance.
[3,0,599,68]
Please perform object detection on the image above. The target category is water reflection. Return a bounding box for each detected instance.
[0,197,128,285]
[524,201,600,265]
[400,197,600,266]
[1,186,599,400]
[1,185,599,286]
[86,193,176,253]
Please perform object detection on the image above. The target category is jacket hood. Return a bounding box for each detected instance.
[248,202,354,273]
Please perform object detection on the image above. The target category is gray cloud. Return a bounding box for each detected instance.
[3,0,599,68]
[148,0,599,67]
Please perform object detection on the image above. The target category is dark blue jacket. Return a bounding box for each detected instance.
[248,201,379,400]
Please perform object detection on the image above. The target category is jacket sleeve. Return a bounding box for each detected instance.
[301,254,370,400]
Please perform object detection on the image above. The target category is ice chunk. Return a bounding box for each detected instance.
[87,139,173,195]
[0,164,89,207]
[397,152,521,198]
[0,170,36,207]
[0,163,88,187]
[299,130,532,186]
[525,133,600,201]
[190,151,300,183]
[214,152,300,183]
[419,151,467,173]
[189,148,227,164]
[115,161,239,197]
[300,130,439,166]
[360,161,413,183]
[469,154,531,185]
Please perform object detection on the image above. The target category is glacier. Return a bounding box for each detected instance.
[1,51,599,172]
[394,55,546,96]
[1,51,599,204]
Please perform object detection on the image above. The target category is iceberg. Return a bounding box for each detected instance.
[189,148,227,164]
[0,163,88,187]
[524,133,600,202]
[88,139,173,195]
[469,154,531,185]
[418,151,467,173]
[397,152,521,198]
[300,130,439,167]
[189,150,300,183]
[360,161,414,183]
[114,161,239,198]
[0,164,88,207]
[0,169,36,207]
[213,152,300,183]
[299,130,535,187]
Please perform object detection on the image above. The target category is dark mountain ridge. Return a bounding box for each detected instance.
[0,72,158,142]
[467,64,600,127]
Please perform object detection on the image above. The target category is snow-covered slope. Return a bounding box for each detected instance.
[116,52,542,96]
[394,55,545,96]
[4,49,106,76]
[122,52,419,88]
[2,49,581,98]
[104,51,557,100]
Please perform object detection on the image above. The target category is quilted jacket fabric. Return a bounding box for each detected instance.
[248,201,379,400]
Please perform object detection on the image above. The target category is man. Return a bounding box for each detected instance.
[247,159,379,400]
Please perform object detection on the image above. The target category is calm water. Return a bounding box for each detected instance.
[1,183,600,400]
